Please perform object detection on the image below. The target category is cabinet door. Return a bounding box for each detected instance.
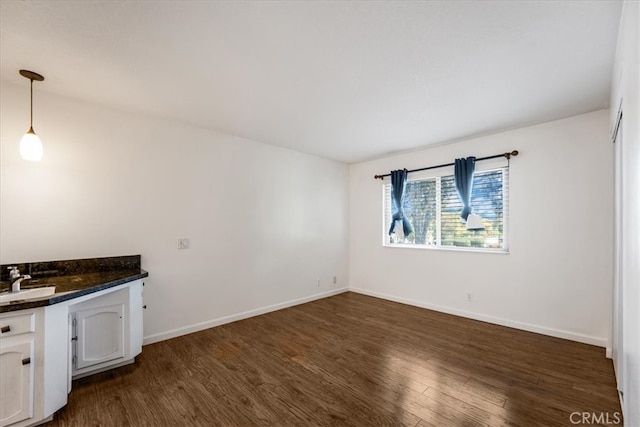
[0,339,34,427]
[75,304,125,370]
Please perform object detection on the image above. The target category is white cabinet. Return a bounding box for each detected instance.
[0,306,66,427]
[0,341,34,426]
[0,278,143,427]
[73,304,125,370]
[69,280,143,379]
[0,320,35,426]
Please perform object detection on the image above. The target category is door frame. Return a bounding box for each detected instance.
[612,106,624,402]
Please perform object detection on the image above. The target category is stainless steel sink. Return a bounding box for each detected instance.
[0,286,56,303]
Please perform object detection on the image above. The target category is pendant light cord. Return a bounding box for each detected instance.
[29,78,33,129]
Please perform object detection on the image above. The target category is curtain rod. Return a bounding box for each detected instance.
[373,150,519,180]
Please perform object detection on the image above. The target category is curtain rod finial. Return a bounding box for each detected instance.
[505,150,519,159]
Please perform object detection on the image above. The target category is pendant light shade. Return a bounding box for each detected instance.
[20,128,43,161]
[466,213,485,231]
[19,70,45,161]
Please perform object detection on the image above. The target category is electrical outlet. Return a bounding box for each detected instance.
[177,238,190,249]
[333,276,337,284]
[467,292,473,302]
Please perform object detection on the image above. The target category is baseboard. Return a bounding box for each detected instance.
[72,358,136,380]
[349,287,608,348]
[606,347,612,359]
[143,287,349,345]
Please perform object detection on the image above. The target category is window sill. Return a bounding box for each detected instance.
[383,243,509,254]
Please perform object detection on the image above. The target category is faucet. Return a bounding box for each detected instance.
[7,266,31,292]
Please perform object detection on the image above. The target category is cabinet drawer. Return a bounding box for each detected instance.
[0,313,35,337]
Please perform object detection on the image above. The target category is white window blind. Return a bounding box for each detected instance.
[383,168,509,251]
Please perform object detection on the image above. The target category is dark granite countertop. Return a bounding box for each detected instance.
[0,255,148,313]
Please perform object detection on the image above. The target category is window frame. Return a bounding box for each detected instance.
[381,164,509,254]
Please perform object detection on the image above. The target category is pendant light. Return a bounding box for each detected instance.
[19,70,45,161]
[466,213,485,231]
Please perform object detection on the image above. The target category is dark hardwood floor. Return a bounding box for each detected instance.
[47,292,622,426]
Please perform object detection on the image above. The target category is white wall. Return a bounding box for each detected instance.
[349,110,613,347]
[0,81,349,342]
[610,1,640,424]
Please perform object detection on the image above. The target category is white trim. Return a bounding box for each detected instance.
[142,287,349,345]
[349,287,608,348]
[72,358,135,380]
[606,347,613,359]
[382,243,509,254]
[143,285,607,350]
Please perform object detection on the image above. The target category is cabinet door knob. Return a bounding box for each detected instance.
[143,305,147,309]
[0,325,10,333]
[22,357,31,365]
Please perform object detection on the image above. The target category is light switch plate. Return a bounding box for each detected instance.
[177,238,190,249]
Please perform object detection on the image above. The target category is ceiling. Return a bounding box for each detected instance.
[0,1,622,163]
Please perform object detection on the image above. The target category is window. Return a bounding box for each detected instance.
[383,168,508,251]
